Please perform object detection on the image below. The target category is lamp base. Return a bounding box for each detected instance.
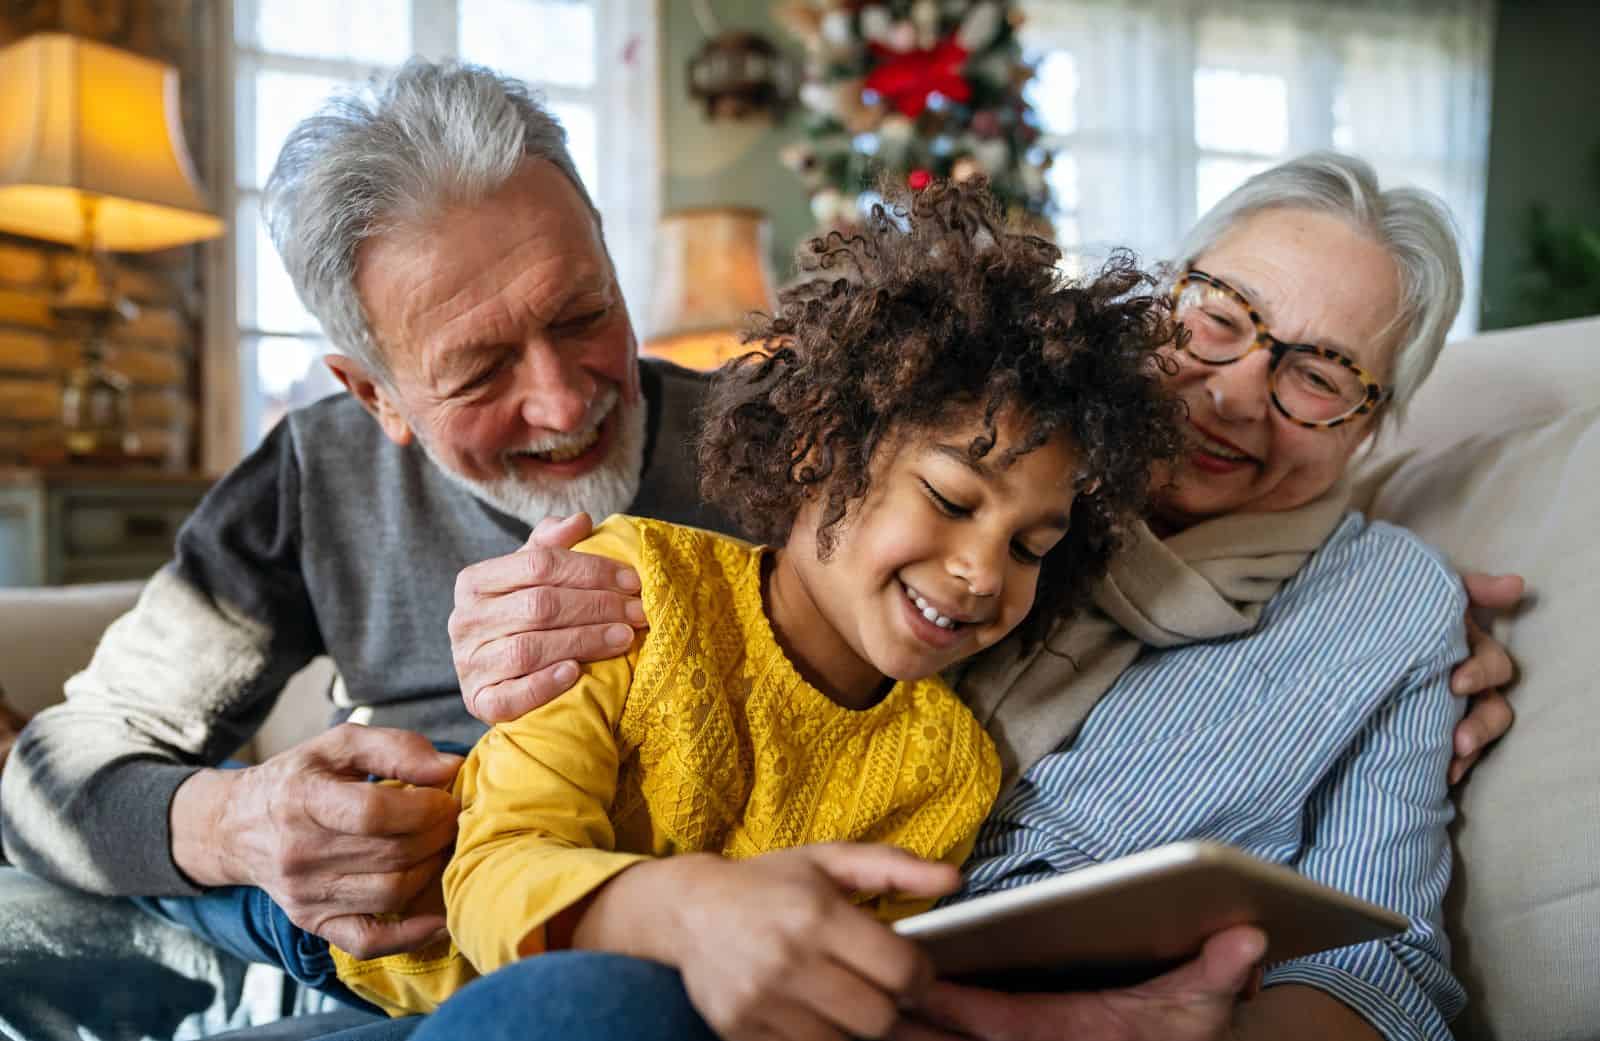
[61,343,137,465]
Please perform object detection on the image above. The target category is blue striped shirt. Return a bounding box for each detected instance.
[954,513,1468,1041]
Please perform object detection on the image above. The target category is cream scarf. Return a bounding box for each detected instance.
[958,480,1356,790]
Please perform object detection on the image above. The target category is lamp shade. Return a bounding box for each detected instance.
[0,33,224,252]
[644,207,777,371]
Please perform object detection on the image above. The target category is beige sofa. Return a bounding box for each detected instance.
[2,316,1598,1040]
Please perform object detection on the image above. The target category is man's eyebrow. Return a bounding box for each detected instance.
[431,276,615,368]
[429,340,507,385]
[932,443,1072,530]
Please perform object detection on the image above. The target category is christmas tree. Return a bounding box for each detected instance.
[776,1,1053,232]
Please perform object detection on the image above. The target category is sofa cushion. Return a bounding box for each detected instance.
[1367,403,1600,1041]
[0,581,143,718]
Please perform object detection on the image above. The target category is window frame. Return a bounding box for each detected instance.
[200,0,657,472]
[1019,0,1489,342]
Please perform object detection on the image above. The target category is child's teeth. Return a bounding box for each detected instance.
[903,580,956,628]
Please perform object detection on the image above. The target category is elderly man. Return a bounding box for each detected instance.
[0,61,1514,1041]
[0,60,718,1040]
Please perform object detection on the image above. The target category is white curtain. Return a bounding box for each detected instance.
[1019,0,1494,336]
[591,0,660,334]
[221,0,661,457]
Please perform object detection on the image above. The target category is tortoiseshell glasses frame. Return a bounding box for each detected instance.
[1171,268,1391,430]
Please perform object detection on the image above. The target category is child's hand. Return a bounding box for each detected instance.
[579,844,959,1041]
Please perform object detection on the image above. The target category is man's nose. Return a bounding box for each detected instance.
[1207,349,1272,423]
[516,344,597,432]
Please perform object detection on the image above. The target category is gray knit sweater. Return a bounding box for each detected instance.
[0,359,728,896]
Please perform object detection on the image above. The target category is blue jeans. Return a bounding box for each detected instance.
[407,951,716,1041]
[135,885,382,1015]
[134,741,475,1023]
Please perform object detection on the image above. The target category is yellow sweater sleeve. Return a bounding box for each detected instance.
[442,515,652,976]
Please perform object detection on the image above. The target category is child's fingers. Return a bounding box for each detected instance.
[808,843,962,900]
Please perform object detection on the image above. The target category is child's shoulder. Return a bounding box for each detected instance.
[581,515,763,617]
[580,515,756,567]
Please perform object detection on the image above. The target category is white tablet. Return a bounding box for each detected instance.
[894,840,1408,990]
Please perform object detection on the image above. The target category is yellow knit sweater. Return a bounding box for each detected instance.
[332,515,1000,1016]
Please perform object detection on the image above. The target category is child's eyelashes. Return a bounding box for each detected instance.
[920,477,1048,566]
[1010,543,1045,566]
[920,479,971,518]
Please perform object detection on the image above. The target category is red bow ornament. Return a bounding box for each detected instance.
[865,35,972,118]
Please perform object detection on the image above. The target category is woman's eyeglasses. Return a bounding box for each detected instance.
[1171,269,1390,429]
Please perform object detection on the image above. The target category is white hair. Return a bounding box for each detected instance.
[263,59,599,378]
[1175,152,1463,422]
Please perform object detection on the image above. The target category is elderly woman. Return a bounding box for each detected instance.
[416,153,1514,1041]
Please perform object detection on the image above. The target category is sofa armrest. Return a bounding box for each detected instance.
[0,581,144,719]
[0,580,337,765]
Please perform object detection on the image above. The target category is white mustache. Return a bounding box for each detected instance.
[510,386,618,455]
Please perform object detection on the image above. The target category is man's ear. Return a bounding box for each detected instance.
[323,354,414,447]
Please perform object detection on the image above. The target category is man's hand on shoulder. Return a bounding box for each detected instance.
[169,724,462,959]
[450,512,649,724]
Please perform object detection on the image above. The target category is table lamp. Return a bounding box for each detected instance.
[0,32,225,462]
[644,207,777,372]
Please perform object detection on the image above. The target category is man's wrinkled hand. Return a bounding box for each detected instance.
[450,512,648,725]
[173,724,462,959]
[1448,572,1523,784]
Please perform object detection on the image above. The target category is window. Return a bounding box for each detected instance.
[1020,0,1493,337]
[220,0,658,455]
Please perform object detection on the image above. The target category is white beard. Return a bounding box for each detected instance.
[418,395,647,530]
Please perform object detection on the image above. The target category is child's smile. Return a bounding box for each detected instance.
[897,576,983,648]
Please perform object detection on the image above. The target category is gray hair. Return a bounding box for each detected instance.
[1175,152,1462,423]
[264,59,598,377]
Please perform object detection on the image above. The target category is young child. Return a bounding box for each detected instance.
[296,179,1182,1027]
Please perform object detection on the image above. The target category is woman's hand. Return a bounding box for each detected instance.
[450,513,648,724]
[888,926,1267,1041]
[1448,572,1524,784]
[575,844,959,1041]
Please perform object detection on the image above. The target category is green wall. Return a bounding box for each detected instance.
[659,0,814,279]
[1479,1,1600,330]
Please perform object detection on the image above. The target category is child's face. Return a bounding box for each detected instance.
[783,410,1079,694]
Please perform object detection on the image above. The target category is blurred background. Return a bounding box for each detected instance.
[0,0,1593,584]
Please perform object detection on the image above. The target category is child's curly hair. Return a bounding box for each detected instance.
[697,178,1185,650]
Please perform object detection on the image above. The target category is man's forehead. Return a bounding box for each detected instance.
[356,172,610,346]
